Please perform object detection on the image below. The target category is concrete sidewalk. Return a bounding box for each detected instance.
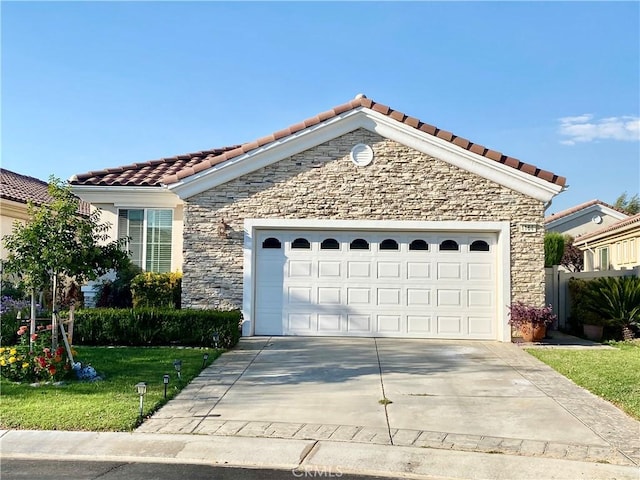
[1,429,639,480]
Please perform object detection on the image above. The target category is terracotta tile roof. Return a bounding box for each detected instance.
[545,199,628,223]
[575,213,640,243]
[70,146,241,187]
[1,168,90,215]
[71,95,567,188]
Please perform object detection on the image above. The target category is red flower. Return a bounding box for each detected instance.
[48,366,56,375]
[17,326,28,336]
[55,347,64,356]
[31,334,38,341]
[36,357,46,368]
[46,324,53,331]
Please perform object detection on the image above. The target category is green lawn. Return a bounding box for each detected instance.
[0,346,221,431]
[526,341,640,420]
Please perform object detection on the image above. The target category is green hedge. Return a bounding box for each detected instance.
[73,308,241,347]
[131,272,182,309]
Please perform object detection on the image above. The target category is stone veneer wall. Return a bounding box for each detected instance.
[182,128,545,310]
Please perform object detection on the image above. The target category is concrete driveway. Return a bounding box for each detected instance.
[138,337,640,467]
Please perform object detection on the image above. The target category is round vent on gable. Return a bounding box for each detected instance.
[350,144,374,167]
[592,215,603,224]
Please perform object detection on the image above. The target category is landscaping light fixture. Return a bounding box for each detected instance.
[212,332,220,349]
[202,352,209,369]
[173,360,182,381]
[163,374,170,399]
[135,382,147,420]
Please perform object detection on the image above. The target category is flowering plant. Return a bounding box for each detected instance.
[0,324,73,382]
[507,302,556,329]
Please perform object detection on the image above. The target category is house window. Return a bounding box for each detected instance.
[321,238,340,250]
[631,239,637,263]
[409,239,428,251]
[262,237,281,249]
[598,247,609,270]
[118,209,173,273]
[439,240,459,251]
[470,240,490,252]
[379,239,399,250]
[291,238,311,249]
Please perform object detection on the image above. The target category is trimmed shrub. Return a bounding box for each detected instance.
[544,232,565,267]
[131,272,182,309]
[568,278,607,328]
[72,308,241,347]
[95,260,143,308]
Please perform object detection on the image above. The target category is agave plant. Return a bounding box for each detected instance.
[584,276,640,340]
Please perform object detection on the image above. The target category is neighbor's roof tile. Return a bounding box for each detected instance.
[1,168,90,214]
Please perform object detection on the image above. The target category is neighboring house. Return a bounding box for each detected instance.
[574,213,640,271]
[1,169,51,260]
[544,199,628,238]
[71,94,566,341]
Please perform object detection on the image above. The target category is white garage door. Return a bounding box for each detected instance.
[254,230,497,339]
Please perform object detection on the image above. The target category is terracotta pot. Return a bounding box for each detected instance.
[583,324,604,342]
[520,323,546,342]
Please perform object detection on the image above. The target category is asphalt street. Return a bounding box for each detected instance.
[0,459,392,480]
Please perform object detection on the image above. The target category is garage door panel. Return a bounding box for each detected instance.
[468,316,493,335]
[377,288,401,305]
[255,230,498,339]
[348,262,370,278]
[437,263,461,279]
[407,262,430,279]
[437,289,462,306]
[437,316,463,334]
[377,315,401,333]
[288,286,312,304]
[318,261,341,277]
[407,288,430,306]
[318,314,341,332]
[347,315,371,332]
[288,313,312,331]
[377,262,401,278]
[347,288,370,304]
[318,287,341,305]
[468,290,493,307]
[407,315,432,333]
[468,263,492,280]
[289,261,312,277]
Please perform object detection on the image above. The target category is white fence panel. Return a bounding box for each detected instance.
[545,266,640,328]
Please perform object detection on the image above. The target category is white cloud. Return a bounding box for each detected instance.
[558,114,640,145]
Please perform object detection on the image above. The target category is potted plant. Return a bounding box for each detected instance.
[508,302,557,342]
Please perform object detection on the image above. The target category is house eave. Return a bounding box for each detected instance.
[70,184,182,208]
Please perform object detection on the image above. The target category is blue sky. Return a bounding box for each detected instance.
[2,1,639,215]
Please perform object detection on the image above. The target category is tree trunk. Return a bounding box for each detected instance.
[29,289,37,353]
[51,273,58,350]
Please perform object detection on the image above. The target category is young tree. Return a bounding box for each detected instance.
[614,192,640,215]
[3,177,128,350]
[544,232,565,267]
[560,235,584,272]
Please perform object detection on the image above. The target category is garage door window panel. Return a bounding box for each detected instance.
[292,238,311,249]
[321,238,340,250]
[439,240,459,251]
[470,240,490,252]
[262,237,282,249]
[380,239,399,250]
[409,239,429,251]
[350,239,369,250]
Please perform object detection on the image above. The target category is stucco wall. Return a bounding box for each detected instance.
[182,128,546,310]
